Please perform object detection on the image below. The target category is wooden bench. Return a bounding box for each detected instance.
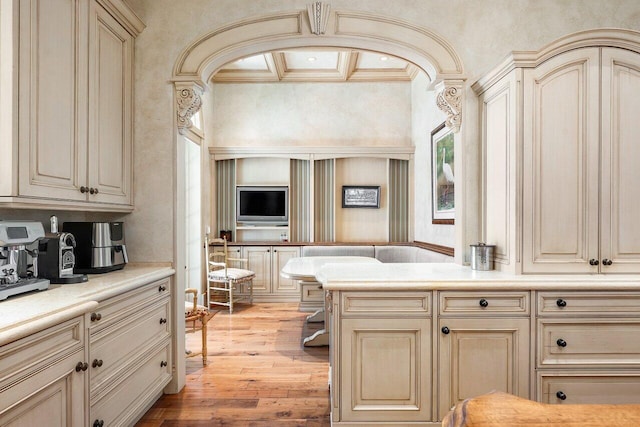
[443,391,640,426]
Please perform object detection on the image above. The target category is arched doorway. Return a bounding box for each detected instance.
[171,5,466,390]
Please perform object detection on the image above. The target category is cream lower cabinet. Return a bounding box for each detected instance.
[331,291,432,424]
[87,277,172,426]
[536,291,640,405]
[437,291,530,419]
[242,246,301,302]
[0,316,86,427]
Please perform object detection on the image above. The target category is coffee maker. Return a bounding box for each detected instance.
[0,221,50,300]
[38,216,88,284]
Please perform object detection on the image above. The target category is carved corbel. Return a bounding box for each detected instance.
[176,84,203,135]
[436,81,463,133]
[325,290,333,313]
[307,2,330,35]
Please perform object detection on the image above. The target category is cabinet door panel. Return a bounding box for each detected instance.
[601,48,640,273]
[18,0,87,200]
[88,1,132,204]
[522,48,600,273]
[340,318,432,422]
[243,246,271,294]
[438,318,530,419]
[271,246,300,294]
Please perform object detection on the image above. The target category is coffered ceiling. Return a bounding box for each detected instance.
[212,50,419,83]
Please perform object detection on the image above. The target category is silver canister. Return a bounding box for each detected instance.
[470,243,496,271]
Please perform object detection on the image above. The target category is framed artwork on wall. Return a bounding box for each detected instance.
[342,186,380,208]
[431,122,455,224]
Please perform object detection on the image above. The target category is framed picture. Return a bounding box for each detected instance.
[431,122,455,224]
[342,186,380,208]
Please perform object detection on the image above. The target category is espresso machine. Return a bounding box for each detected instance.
[0,221,50,300]
[38,216,88,284]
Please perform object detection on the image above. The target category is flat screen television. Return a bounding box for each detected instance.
[236,186,289,225]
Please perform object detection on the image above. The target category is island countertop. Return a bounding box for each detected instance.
[316,262,640,290]
[0,263,175,346]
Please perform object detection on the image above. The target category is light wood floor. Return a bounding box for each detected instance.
[136,303,331,426]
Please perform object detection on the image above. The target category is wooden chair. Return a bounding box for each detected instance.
[205,234,254,314]
[185,287,209,365]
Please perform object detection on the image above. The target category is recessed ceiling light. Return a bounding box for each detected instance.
[380,56,389,61]
[307,56,317,62]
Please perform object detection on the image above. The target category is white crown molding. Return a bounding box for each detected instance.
[472,28,640,94]
[95,0,145,36]
[209,146,415,161]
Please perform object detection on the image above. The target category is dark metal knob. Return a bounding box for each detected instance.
[556,299,567,308]
[94,188,99,194]
[556,391,567,400]
[93,420,104,427]
[160,361,168,368]
[602,259,613,266]
[441,326,450,335]
[160,318,167,324]
[556,338,567,347]
[89,187,96,194]
[80,186,88,193]
[92,359,103,368]
[158,285,166,292]
[589,259,599,266]
[75,361,88,372]
[479,298,489,308]
[90,312,102,321]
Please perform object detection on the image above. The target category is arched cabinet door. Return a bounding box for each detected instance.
[600,48,640,273]
[522,48,601,274]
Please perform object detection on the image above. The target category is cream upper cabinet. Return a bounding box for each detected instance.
[522,48,601,274]
[1,0,142,211]
[475,34,640,274]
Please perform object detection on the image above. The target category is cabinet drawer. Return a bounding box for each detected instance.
[90,341,171,426]
[341,292,430,317]
[88,278,170,331]
[439,291,530,316]
[538,372,640,404]
[537,292,640,316]
[89,300,170,395]
[301,283,324,302]
[0,316,84,384]
[538,319,640,367]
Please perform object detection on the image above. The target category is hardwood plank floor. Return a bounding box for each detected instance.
[136,303,330,426]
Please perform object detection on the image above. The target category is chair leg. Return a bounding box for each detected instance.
[228,281,233,314]
[200,315,207,365]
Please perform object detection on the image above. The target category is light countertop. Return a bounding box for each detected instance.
[280,256,381,281]
[0,263,175,346]
[316,262,640,291]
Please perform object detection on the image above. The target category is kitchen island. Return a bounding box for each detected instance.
[0,263,175,427]
[316,262,640,426]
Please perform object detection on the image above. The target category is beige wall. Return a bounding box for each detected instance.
[126,0,640,263]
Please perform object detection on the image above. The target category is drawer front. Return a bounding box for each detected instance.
[90,300,170,394]
[537,291,640,316]
[538,372,640,404]
[90,341,171,426]
[301,282,324,302]
[439,291,530,316]
[0,316,84,384]
[88,278,170,332]
[341,292,430,317]
[538,319,640,367]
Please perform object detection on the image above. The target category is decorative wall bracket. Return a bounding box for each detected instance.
[436,81,463,133]
[176,83,204,135]
[307,2,331,35]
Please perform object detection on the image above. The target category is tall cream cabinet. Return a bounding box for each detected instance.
[0,0,143,211]
[474,31,640,274]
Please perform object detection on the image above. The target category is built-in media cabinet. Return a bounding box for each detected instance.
[209,147,413,244]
